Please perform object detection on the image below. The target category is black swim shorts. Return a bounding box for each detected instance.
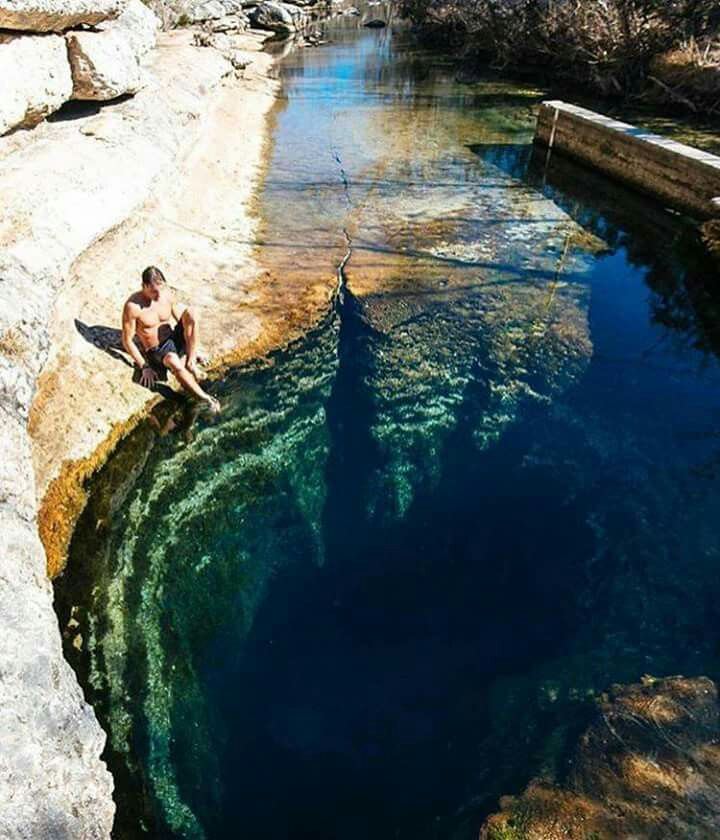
[145,322,186,374]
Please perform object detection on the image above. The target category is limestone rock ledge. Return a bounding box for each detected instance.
[0,0,120,32]
[480,675,720,839]
[0,26,277,839]
[65,0,160,101]
[0,32,73,134]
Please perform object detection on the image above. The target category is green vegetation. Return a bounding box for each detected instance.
[486,805,532,840]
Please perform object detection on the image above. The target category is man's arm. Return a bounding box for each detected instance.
[122,302,147,368]
[122,302,156,387]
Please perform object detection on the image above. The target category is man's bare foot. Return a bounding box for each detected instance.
[203,395,221,415]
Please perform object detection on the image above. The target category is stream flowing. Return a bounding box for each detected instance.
[56,9,720,839]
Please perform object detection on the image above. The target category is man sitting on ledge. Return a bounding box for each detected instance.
[122,266,221,414]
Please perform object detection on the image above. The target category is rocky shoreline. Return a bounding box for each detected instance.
[0,0,337,834]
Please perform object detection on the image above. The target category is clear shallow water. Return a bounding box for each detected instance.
[56,11,720,840]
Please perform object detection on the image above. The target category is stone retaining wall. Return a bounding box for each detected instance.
[534,100,720,220]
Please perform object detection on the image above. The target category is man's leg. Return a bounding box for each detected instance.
[163,352,220,413]
[180,308,201,377]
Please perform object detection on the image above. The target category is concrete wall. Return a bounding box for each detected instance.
[534,100,720,220]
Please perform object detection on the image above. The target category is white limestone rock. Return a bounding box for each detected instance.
[203,12,250,32]
[249,0,305,33]
[0,33,73,135]
[187,0,226,21]
[0,262,115,837]
[116,0,160,56]
[66,27,143,99]
[0,35,242,840]
[143,0,246,28]
[0,509,116,839]
[0,0,121,32]
[65,0,159,100]
[186,0,247,19]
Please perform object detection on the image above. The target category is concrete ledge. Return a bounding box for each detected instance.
[534,100,720,220]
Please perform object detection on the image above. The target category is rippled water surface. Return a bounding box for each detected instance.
[56,9,720,839]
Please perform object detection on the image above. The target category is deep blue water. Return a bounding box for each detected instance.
[56,10,720,840]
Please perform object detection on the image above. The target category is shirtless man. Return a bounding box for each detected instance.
[122,266,221,413]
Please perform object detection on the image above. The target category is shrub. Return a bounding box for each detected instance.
[401,0,720,101]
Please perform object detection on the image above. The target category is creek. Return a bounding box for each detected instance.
[56,8,720,838]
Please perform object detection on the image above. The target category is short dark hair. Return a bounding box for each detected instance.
[142,266,166,286]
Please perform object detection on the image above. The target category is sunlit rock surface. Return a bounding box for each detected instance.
[481,676,720,840]
[0,0,120,31]
[66,0,159,100]
[0,33,73,134]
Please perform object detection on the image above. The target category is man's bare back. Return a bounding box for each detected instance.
[121,266,220,414]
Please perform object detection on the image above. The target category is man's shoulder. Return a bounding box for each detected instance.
[123,293,143,315]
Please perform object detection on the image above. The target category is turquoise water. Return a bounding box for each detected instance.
[56,11,720,839]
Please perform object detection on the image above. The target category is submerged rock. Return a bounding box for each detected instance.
[0,32,72,134]
[0,0,120,32]
[481,676,720,839]
[363,17,385,27]
[702,219,720,266]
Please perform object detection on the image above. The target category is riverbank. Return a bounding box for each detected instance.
[401,0,720,114]
[0,17,337,836]
[28,29,272,580]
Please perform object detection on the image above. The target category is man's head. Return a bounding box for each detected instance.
[141,266,166,301]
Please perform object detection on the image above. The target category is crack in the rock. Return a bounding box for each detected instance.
[331,145,353,304]
[332,150,352,209]
[336,226,353,304]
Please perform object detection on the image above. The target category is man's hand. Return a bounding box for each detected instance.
[139,365,158,388]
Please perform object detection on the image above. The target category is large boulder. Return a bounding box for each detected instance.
[0,0,121,32]
[65,0,159,101]
[185,0,226,21]
[249,0,304,34]
[66,29,143,99]
[0,33,73,135]
[179,0,246,23]
[143,0,246,28]
[115,0,160,55]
